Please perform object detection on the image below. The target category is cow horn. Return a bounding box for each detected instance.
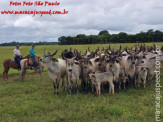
[108,45,111,51]
[44,48,46,56]
[125,47,131,55]
[148,46,153,52]
[70,48,72,52]
[135,46,142,55]
[73,49,78,60]
[88,47,91,52]
[52,49,58,56]
[153,44,156,51]
[61,50,65,59]
[101,47,105,51]
[97,46,99,51]
[87,51,95,59]
[62,50,69,60]
[115,51,119,56]
[143,43,146,47]
[95,49,99,55]
[119,45,122,51]
[82,50,87,56]
[80,50,87,59]
[161,45,163,52]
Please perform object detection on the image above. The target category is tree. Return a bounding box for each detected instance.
[98,30,109,36]
[58,36,67,45]
[118,32,128,43]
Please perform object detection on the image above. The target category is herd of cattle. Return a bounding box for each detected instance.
[20,44,163,95]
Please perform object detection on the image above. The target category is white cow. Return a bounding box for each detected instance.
[41,50,66,94]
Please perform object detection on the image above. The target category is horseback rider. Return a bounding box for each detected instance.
[14,45,22,71]
[30,44,37,70]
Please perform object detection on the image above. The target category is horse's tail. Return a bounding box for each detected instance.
[3,59,11,80]
[25,59,28,69]
[20,59,28,81]
[20,59,28,71]
[3,59,11,68]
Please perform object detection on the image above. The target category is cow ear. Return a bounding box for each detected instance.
[89,61,93,66]
[92,75,96,78]
[121,54,126,56]
[116,60,119,63]
[105,60,109,64]
[150,57,156,60]
[94,58,100,62]
[117,57,122,61]
[141,67,143,70]
[104,60,109,66]
[146,67,149,70]
[127,56,131,60]
[86,74,90,79]
[52,58,58,62]
[74,61,79,65]
[79,60,84,64]
[88,70,93,73]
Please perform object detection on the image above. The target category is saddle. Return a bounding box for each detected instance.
[28,56,39,66]
[11,59,16,64]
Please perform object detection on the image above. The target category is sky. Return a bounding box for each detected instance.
[0,0,163,43]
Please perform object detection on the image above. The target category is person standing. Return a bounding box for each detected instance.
[30,44,37,70]
[14,45,22,70]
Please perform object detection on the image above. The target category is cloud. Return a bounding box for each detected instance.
[0,0,163,43]
[14,16,42,28]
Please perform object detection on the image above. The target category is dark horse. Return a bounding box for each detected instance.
[3,55,30,80]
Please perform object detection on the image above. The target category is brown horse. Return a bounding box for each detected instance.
[3,55,30,80]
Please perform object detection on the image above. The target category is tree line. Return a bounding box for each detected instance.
[58,29,163,45]
[0,29,162,46]
[0,41,58,46]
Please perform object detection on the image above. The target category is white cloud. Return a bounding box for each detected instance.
[0,0,163,43]
[14,16,42,28]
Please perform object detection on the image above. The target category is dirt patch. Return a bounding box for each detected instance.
[1,72,41,80]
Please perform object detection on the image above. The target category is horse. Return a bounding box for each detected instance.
[3,55,30,80]
[20,56,44,81]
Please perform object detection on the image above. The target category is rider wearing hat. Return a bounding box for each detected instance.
[13,45,22,70]
[30,44,37,70]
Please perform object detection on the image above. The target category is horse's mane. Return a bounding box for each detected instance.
[23,54,30,59]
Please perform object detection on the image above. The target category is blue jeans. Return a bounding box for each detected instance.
[14,56,21,70]
[30,56,37,68]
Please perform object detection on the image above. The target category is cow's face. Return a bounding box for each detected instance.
[127,54,139,64]
[94,55,106,67]
[41,55,52,63]
[66,59,79,72]
[141,66,148,72]
[106,55,119,67]
[138,55,147,64]
[87,73,96,85]
[79,58,92,69]
[66,59,74,72]
[41,49,58,63]
[41,54,58,63]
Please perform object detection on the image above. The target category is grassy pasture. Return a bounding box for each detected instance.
[0,43,162,121]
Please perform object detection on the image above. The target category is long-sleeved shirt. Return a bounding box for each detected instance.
[30,48,36,57]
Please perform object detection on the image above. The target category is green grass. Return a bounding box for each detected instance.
[0,43,163,121]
